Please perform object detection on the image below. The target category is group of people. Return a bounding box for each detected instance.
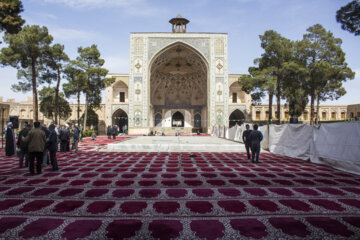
[107,124,127,139]
[242,124,264,163]
[5,121,81,174]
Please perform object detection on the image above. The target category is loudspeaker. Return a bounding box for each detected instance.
[9,116,19,129]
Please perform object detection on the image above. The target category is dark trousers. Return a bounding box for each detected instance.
[107,135,111,139]
[245,143,251,160]
[60,140,68,152]
[49,150,58,171]
[251,144,261,162]
[29,152,43,174]
[112,134,116,139]
[19,149,29,167]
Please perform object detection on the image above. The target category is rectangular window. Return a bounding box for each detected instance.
[322,112,327,120]
[331,112,336,120]
[119,92,125,102]
[265,111,269,120]
[341,112,345,119]
[256,111,261,120]
[232,92,237,103]
[274,111,278,120]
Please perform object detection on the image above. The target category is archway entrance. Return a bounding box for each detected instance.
[149,42,208,133]
[229,109,246,127]
[172,111,184,127]
[112,109,128,133]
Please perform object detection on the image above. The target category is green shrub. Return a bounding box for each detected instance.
[83,129,98,137]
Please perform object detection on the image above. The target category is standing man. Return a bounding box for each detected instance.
[22,122,46,174]
[5,122,16,156]
[41,124,50,166]
[107,125,112,139]
[17,123,30,167]
[111,125,118,139]
[47,124,59,171]
[59,125,70,152]
[249,124,263,163]
[72,124,80,154]
[242,124,252,160]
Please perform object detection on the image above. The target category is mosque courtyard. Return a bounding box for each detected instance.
[0,136,360,239]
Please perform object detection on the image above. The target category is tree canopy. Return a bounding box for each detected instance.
[39,86,71,122]
[0,25,54,121]
[336,0,360,36]
[0,0,25,36]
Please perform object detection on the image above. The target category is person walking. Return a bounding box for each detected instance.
[107,125,112,139]
[242,124,252,160]
[5,122,16,156]
[41,124,50,166]
[71,124,80,154]
[111,125,118,139]
[22,122,46,174]
[17,123,31,167]
[59,125,70,152]
[249,124,263,163]
[47,124,59,171]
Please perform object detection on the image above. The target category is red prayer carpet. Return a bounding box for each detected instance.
[0,136,360,239]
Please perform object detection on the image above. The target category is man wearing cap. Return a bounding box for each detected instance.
[22,122,46,174]
[5,122,16,156]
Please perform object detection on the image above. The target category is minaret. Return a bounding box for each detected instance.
[169,14,189,33]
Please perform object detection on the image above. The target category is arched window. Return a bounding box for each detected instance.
[155,113,162,127]
[172,111,184,127]
[194,114,201,128]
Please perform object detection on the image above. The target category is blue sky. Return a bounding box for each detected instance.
[0,0,359,105]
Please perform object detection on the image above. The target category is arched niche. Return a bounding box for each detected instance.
[229,109,245,127]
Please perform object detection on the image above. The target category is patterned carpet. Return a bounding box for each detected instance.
[0,137,360,239]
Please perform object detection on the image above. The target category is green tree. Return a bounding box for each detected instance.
[73,45,110,130]
[239,30,292,123]
[0,25,53,121]
[43,44,69,124]
[336,0,360,36]
[0,0,25,37]
[39,87,71,122]
[80,107,99,127]
[239,66,276,124]
[298,24,355,125]
[281,60,308,119]
[63,62,86,126]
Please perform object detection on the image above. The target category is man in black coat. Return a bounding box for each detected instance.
[242,124,252,160]
[107,125,112,139]
[17,123,31,167]
[5,122,15,156]
[59,125,70,152]
[47,124,59,171]
[111,125,118,139]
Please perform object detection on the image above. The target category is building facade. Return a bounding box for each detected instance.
[0,16,358,133]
